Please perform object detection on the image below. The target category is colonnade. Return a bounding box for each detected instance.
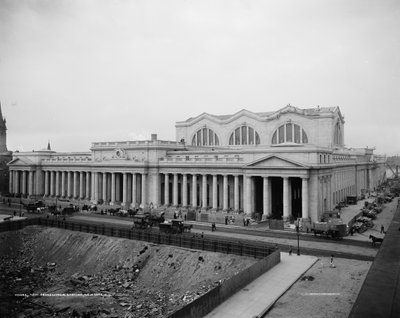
[44,171,148,207]
[9,169,310,219]
[161,173,309,219]
[8,170,35,197]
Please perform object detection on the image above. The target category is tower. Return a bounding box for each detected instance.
[0,102,8,153]
[0,102,12,195]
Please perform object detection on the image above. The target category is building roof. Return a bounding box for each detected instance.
[176,105,343,126]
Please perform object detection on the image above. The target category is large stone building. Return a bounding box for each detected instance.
[0,103,12,194]
[7,105,386,222]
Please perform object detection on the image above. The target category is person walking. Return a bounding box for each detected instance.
[289,246,292,256]
[381,225,385,234]
[330,254,335,268]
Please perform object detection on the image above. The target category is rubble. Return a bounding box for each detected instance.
[0,226,257,317]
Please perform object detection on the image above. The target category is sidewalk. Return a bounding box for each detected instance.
[204,253,318,318]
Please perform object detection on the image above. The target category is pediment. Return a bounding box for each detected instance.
[246,155,307,168]
[7,157,33,166]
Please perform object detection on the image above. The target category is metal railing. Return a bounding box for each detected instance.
[0,218,274,259]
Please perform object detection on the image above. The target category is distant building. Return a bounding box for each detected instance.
[0,103,12,194]
[7,105,386,222]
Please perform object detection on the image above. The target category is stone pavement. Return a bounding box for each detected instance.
[204,253,318,318]
[70,215,378,259]
[349,200,400,318]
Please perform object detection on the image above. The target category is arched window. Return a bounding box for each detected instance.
[228,125,260,145]
[191,128,219,146]
[272,123,308,145]
[334,121,342,146]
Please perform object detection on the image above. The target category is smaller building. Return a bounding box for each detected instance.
[0,103,12,194]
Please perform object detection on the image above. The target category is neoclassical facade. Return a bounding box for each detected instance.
[7,105,386,222]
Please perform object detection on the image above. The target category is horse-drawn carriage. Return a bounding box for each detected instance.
[132,214,152,229]
[369,234,384,246]
[158,219,192,234]
[24,200,45,213]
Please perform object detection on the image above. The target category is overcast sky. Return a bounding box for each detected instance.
[0,0,399,155]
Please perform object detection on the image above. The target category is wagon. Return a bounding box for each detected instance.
[311,221,347,239]
[132,214,152,229]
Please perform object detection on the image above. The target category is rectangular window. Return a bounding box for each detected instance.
[278,126,285,143]
[241,126,247,144]
[249,127,254,144]
[202,128,208,145]
[286,124,293,142]
[197,130,201,146]
[235,128,240,145]
[294,125,301,143]
[209,130,213,145]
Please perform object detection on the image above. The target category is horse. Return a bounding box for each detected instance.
[369,235,384,246]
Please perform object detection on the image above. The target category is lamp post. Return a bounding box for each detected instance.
[296,221,301,256]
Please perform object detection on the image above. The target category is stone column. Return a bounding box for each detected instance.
[73,171,78,198]
[111,173,116,204]
[327,175,332,211]
[223,175,228,211]
[283,177,289,220]
[94,172,100,202]
[173,173,178,206]
[9,169,14,194]
[28,171,34,196]
[182,174,188,207]
[59,171,64,197]
[164,173,169,206]
[86,172,91,200]
[122,172,128,206]
[212,174,218,210]
[202,174,207,209]
[263,176,270,218]
[302,178,309,219]
[234,175,240,212]
[80,172,85,199]
[16,171,20,194]
[131,173,137,208]
[244,176,251,214]
[91,172,96,201]
[22,171,27,195]
[102,173,107,202]
[67,172,72,198]
[192,174,197,208]
[50,171,54,196]
[44,171,49,196]
[141,173,147,207]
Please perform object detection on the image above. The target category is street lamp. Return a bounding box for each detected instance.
[296,221,301,256]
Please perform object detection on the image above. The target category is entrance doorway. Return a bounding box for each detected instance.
[271,177,283,219]
[254,176,263,214]
[291,178,302,219]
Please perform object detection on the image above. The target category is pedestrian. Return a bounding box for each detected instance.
[211,222,216,232]
[201,232,204,238]
[289,246,292,256]
[330,254,335,268]
[381,225,385,234]
[225,216,228,225]
[13,210,16,216]
[246,218,250,226]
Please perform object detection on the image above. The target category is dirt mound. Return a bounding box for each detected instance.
[0,226,257,317]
